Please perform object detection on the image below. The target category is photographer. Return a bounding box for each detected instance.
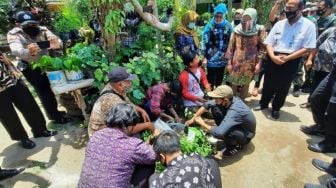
[7,11,71,124]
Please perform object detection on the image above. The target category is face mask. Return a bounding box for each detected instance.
[187,22,196,30]
[22,26,40,37]
[234,19,241,25]
[285,9,298,21]
[317,9,326,16]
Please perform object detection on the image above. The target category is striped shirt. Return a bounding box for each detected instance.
[0,61,17,93]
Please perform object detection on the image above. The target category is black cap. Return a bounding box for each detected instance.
[16,11,39,26]
[108,67,136,83]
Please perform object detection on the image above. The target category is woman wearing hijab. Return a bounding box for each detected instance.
[175,10,200,55]
[225,8,266,100]
[203,3,233,88]
[232,8,244,28]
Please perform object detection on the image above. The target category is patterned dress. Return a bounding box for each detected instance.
[225,27,266,86]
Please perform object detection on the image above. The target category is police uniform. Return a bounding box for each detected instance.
[260,16,316,113]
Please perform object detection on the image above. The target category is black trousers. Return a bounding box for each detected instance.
[254,69,265,88]
[0,81,47,140]
[207,67,225,88]
[260,56,301,111]
[131,164,155,188]
[309,70,330,97]
[310,70,336,140]
[211,106,250,148]
[21,63,63,121]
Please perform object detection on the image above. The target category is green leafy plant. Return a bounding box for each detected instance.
[53,2,82,33]
[124,51,161,104]
[32,55,64,71]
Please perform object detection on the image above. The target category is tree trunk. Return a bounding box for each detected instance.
[130,0,174,32]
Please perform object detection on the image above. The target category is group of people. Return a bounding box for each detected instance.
[1,0,336,187]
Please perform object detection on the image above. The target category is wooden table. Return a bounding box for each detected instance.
[50,79,94,122]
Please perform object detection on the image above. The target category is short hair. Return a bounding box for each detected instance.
[153,130,181,154]
[319,0,334,8]
[180,50,197,67]
[298,0,306,8]
[169,80,182,96]
[105,103,140,129]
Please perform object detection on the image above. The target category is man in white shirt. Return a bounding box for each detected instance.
[254,0,317,119]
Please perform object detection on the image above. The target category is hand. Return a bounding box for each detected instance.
[185,118,195,126]
[196,97,207,103]
[227,64,232,74]
[195,117,205,125]
[153,128,160,136]
[280,55,290,63]
[202,58,207,66]
[271,55,285,65]
[255,63,261,74]
[27,43,41,56]
[174,117,182,123]
[48,36,61,49]
[305,59,313,70]
[140,109,150,122]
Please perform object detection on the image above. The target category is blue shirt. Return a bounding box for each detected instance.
[264,16,317,54]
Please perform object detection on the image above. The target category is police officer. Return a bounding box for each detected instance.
[254,0,317,119]
[7,11,71,124]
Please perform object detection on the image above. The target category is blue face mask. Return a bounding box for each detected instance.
[188,22,196,30]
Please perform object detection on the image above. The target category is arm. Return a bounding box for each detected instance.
[185,106,207,126]
[202,23,211,56]
[168,107,181,121]
[131,122,154,134]
[7,32,35,60]
[269,1,281,22]
[179,71,198,101]
[225,32,236,65]
[199,68,211,91]
[134,105,150,122]
[44,28,63,50]
[131,139,156,165]
[210,110,242,138]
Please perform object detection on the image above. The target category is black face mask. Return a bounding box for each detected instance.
[285,9,298,21]
[234,19,241,25]
[22,27,40,37]
[317,9,326,16]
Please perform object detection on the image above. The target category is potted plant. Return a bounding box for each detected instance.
[62,54,84,82]
[32,55,67,86]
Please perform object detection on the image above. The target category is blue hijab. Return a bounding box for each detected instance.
[204,3,229,33]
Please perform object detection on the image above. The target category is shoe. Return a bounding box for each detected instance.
[271,110,280,119]
[308,140,336,153]
[300,102,311,108]
[33,130,58,138]
[300,124,325,136]
[292,90,300,97]
[301,88,311,93]
[0,167,25,181]
[253,105,268,111]
[312,158,336,177]
[53,116,74,124]
[20,138,36,149]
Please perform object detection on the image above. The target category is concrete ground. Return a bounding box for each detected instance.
[0,87,335,188]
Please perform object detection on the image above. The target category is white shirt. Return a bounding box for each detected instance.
[264,16,317,54]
